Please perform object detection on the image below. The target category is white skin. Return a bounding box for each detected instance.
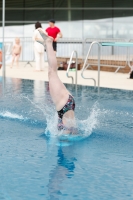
[36,30,76,133]
[48,22,63,55]
[11,38,21,68]
[46,38,76,131]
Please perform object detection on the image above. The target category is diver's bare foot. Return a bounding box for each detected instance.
[38,28,49,41]
[38,28,53,42]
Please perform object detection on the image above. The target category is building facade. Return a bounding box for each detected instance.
[0,0,133,39]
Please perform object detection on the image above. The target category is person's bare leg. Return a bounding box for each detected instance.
[16,55,20,68]
[11,54,15,68]
[45,38,70,111]
[36,33,76,131]
[37,30,75,114]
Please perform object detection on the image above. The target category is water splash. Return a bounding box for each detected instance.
[19,96,100,140]
[19,95,46,116]
[19,94,57,131]
[45,101,100,142]
[0,93,100,141]
[77,101,99,137]
[0,111,25,120]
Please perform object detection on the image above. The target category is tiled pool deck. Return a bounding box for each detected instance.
[0,62,132,90]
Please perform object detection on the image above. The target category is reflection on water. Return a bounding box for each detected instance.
[1,77,22,95]
[34,80,45,103]
[12,78,22,93]
[47,145,76,200]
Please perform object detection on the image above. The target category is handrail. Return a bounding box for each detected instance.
[66,50,78,86]
[81,41,101,89]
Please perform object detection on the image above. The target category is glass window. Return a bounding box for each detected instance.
[54,10,68,21]
[71,0,83,7]
[5,10,24,21]
[25,10,53,22]
[114,0,133,7]
[113,9,133,18]
[54,0,68,7]
[71,10,83,21]
[25,0,54,8]
[5,0,23,8]
[84,0,112,7]
[84,10,112,20]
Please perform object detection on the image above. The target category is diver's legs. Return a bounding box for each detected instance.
[45,38,70,111]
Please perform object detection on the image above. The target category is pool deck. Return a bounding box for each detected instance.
[0,62,132,90]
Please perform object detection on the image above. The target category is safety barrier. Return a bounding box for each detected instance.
[0,37,34,67]
[82,41,133,92]
[58,38,83,58]
[0,37,133,73]
[0,37,83,66]
[21,37,34,67]
[84,38,128,73]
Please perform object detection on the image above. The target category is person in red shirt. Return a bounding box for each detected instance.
[45,19,62,54]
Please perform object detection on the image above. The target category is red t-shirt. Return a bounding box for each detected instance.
[45,26,60,40]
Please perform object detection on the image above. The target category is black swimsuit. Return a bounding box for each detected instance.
[57,95,75,131]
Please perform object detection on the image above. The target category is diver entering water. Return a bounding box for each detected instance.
[36,29,76,133]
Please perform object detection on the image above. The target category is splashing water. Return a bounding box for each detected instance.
[19,95,58,133]
[18,95,100,140]
[45,101,100,141]
[0,93,99,141]
[0,111,25,120]
[77,102,99,137]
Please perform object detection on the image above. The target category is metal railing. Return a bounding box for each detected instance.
[83,38,127,73]
[1,37,131,69]
[1,37,133,82]
[66,50,78,87]
[0,37,34,65]
[81,40,133,93]
[81,41,101,89]
[57,38,83,58]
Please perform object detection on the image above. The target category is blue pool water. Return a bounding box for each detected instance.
[0,77,133,200]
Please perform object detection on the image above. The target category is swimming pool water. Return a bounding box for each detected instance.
[0,77,133,200]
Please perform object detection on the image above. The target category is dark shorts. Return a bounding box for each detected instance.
[52,41,57,52]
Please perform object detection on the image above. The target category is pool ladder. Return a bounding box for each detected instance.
[81,41,101,91]
[67,41,101,92]
[66,50,78,88]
